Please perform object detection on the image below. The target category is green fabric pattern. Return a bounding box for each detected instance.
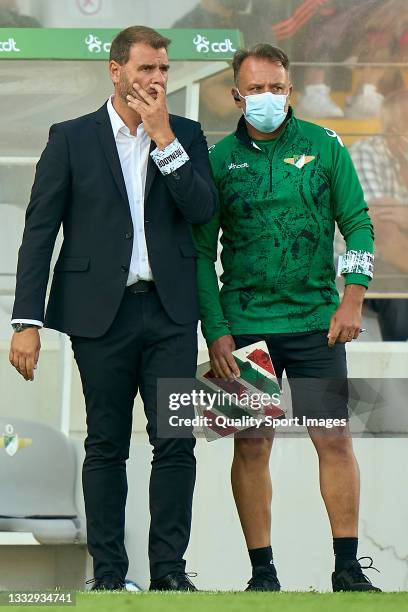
[193,108,374,345]
[252,137,280,159]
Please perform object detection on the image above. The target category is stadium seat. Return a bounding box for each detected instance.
[0,417,86,545]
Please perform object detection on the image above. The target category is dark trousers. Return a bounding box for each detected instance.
[233,331,348,419]
[70,287,197,581]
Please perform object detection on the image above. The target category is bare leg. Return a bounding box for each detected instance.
[231,435,274,549]
[308,425,360,537]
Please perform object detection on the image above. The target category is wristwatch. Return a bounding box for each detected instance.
[12,323,40,333]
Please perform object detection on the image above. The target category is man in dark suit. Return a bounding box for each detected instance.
[9,25,217,591]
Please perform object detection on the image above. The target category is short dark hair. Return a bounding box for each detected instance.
[232,44,290,84]
[109,26,171,65]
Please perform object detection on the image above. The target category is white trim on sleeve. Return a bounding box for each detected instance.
[11,319,44,327]
[337,250,374,278]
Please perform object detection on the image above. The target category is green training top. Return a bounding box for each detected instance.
[193,108,374,345]
[252,137,279,159]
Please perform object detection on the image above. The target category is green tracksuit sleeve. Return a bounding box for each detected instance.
[330,135,375,288]
[192,149,231,345]
[193,209,232,345]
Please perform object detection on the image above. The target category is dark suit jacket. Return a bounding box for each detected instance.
[12,103,218,337]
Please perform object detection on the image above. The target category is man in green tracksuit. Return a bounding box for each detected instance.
[193,44,381,592]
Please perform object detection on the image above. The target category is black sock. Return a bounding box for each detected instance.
[248,546,273,570]
[333,537,358,571]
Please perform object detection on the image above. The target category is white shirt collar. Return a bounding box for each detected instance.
[107,95,146,138]
[107,95,127,138]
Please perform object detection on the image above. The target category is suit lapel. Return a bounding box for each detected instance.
[94,105,177,208]
[144,140,158,204]
[94,104,129,207]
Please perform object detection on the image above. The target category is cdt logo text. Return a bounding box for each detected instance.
[0,38,20,53]
[193,34,236,54]
[85,34,111,54]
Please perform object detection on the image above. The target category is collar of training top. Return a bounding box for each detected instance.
[234,105,295,150]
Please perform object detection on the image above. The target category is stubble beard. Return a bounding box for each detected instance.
[118,73,135,104]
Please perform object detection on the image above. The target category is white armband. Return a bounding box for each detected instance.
[150,138,190,176]
[337,250,374,278]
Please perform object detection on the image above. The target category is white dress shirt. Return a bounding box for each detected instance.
[107,95,153,285]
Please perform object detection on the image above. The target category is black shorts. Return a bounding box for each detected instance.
[233,330,349,421]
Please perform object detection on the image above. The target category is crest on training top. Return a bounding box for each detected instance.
[284,154,315,169]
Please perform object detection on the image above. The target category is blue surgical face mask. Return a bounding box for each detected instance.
[237,89,288,133]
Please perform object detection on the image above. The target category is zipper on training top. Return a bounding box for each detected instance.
[251,141,276,194]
